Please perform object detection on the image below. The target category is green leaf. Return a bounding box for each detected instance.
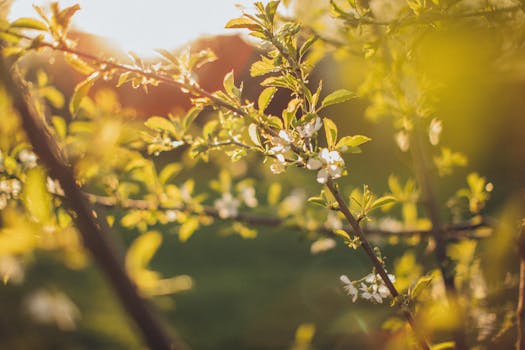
[144,116,177,136]
[336,135,371,150]
[265,1,280,23]
[159,163,182,185]
[258,87,277,113]
[250,57,279,77]
[248,123,262,147]
[299,35,318,58]
[267,182,282,206]
[125,231,162,273]
[40,86,65,109]
[370,195,396,210]
[307,196,326,207]
[323,118,338,149]
[22,167,52,223]
[320,89,357,109]
[182,107,202,131]
[179,217,199,242]
[64,53,95,75]
[69,72,100,116]
[225,17,260,30]
[430,342,455,350]
[334,229,351,240]
[10,17,48,31]
[410,274,433,299]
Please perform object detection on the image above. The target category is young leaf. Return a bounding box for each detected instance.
[267,182,282,206]
[225,17,260,30]
[125,231,162,273]
[64,53,95,75]
[320,89,357,109]
[10,17,47,31]
[370,195,397,210]
[258,87,277,113]
[336,135,371,150]
[248,123,262,147]
[159,163,183,185]
[182,107,202,131]
[69,72,100,116]
[334,229,351,240]
[410,274,433,299]
[323,118,338,149]
[179,217,200,242]
[144,116,177,137]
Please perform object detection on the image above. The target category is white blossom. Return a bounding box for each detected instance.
[0,255,24,285]
[165,210,178,222]
[307,148,345,184]
[296,117,322,138]
[325,211,343,231]
[239,186,258,208]
[46,177,64,195]
[360,283,383,303]
[214,192,240,219]
[340,275,359,302]
[18,149,38,168]
[429,118,442,146]
[24,289,80,330]
[269,130,293,154]
[395,130,410,152]
[310,238,336,254]
[270,154,287,174]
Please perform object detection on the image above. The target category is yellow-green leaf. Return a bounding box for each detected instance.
[225,17,260,30]
[144,116,177,136]
[320,89,356,109]
[179,217,199,242]
[69,72,99,117]
[10,17,48,31]
[125,231,162,273]
[323,118,337,148]
[258,87,277,113]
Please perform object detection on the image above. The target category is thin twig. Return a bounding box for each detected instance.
[60,188,493,239]
[0,51,187,350]
[326,179,430,350]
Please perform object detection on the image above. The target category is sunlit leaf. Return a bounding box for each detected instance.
[323,118,337,149]
[258,87,277,113]
[225,17,260,30]
[179,217,199,242]
[69,72,100,117]
[320,89,357,109]
[10,17,48,31]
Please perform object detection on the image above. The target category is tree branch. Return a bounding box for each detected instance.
[326,179,430,350]
[54,188,493,239]
[0,51,187,350]
[517,220,525,350]
[410,129,467,349]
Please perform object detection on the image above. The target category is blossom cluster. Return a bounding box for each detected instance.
[0,178,22,210]
[340,272,396,304]
[214,186,258,219]
[266,117,346,183]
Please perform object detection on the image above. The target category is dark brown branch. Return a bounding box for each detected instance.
[517,220,525,350]
[0,52,186,350]
[410,129,467,349]
[326,179,430,350]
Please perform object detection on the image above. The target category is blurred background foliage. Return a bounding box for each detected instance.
[1,0,525,349]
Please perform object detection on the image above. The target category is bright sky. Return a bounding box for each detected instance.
[9,0,259,56]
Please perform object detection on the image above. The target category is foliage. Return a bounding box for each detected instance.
[0,0,524,349]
